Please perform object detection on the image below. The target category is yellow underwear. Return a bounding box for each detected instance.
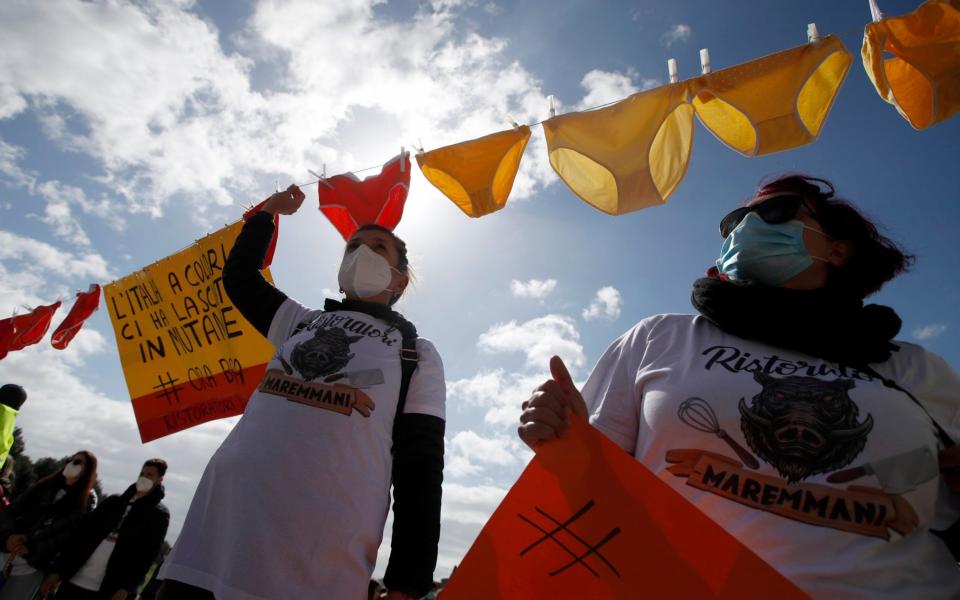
[544,35,850,215]
[862,0,960,130]
[690,34,851,156]
[542,84,694,215]
[416,126,531,217]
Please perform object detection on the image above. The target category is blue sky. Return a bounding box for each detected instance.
[1,0,957,578]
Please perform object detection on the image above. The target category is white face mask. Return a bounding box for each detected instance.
[337,244,398,299]
[62,462,83,480]
[135,476,155,493]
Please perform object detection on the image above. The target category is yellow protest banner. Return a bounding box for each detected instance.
[105,220,275,442]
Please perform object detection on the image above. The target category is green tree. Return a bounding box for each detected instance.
[10,427,35,498]
[31,456,62,480]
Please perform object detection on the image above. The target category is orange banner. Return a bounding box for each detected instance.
[442,417,807,599]
[105,221,275,442]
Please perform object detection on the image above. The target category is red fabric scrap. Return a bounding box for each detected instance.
[0,318,13,360]
[3,301,62,356]
[318,152,411,240]
[51,284,102,350]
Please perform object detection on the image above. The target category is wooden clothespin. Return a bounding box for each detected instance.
[548,95,557,118]
[807,23,820,42]
[667,58,679,83]
[700,48,711,75]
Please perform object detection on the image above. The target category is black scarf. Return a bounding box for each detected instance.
[323,298,417,339]
[691,277,902,366]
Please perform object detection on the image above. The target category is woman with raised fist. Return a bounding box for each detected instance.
[160,185,446,600]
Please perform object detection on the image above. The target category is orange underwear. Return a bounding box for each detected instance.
[543,35,850,215]
[416,126,531,217]
[862,0,960,130]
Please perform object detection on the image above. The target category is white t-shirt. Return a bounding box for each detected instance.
[162,300,446,600]
[70,502,131,591]
[583,314,960,598]
[69,539,115,591]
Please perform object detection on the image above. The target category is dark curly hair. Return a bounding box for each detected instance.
[751,174,913,298]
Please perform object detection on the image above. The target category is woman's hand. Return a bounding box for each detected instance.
[262,184,305,216]
[518,356,588,449]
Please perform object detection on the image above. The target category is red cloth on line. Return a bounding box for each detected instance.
[0,318,13,360]
[1,301,62,358]
[318,153,411,240]
[51,284,102,350]
[243,200,280,268]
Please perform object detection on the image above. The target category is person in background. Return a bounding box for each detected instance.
[39,459,170,600]
[0,451,97,599]
[0,384,26,467]
[519,175,960,597]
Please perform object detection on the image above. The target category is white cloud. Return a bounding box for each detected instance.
[661,24,691,46]
[483,2,502,16]
[510,278,556,300]
[446,430,527,478]
[576,69,660,111]
[0,0,556,217]
[582,285,622,321]
[478,314,585,371]
[912,323,948,340]
[434,482,510,573]
[578,70,637,109]
[0,139,35,190]
[0,139,126,246]
[0,82,28,119]
[0,230,112,282]
[450,368,551,427]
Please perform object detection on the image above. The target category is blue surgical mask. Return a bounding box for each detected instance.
[716,212,827,285]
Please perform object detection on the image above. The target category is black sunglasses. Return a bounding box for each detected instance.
[719,194,815,238]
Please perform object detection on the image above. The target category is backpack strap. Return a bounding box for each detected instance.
[392,332,420,453]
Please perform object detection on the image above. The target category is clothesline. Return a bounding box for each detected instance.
[291,96,627,189]
[288,17,875,191]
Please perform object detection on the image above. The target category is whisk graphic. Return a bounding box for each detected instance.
[678,397,759,469]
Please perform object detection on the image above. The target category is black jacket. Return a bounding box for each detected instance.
[53,484,169,595]
[0,475,93,572]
